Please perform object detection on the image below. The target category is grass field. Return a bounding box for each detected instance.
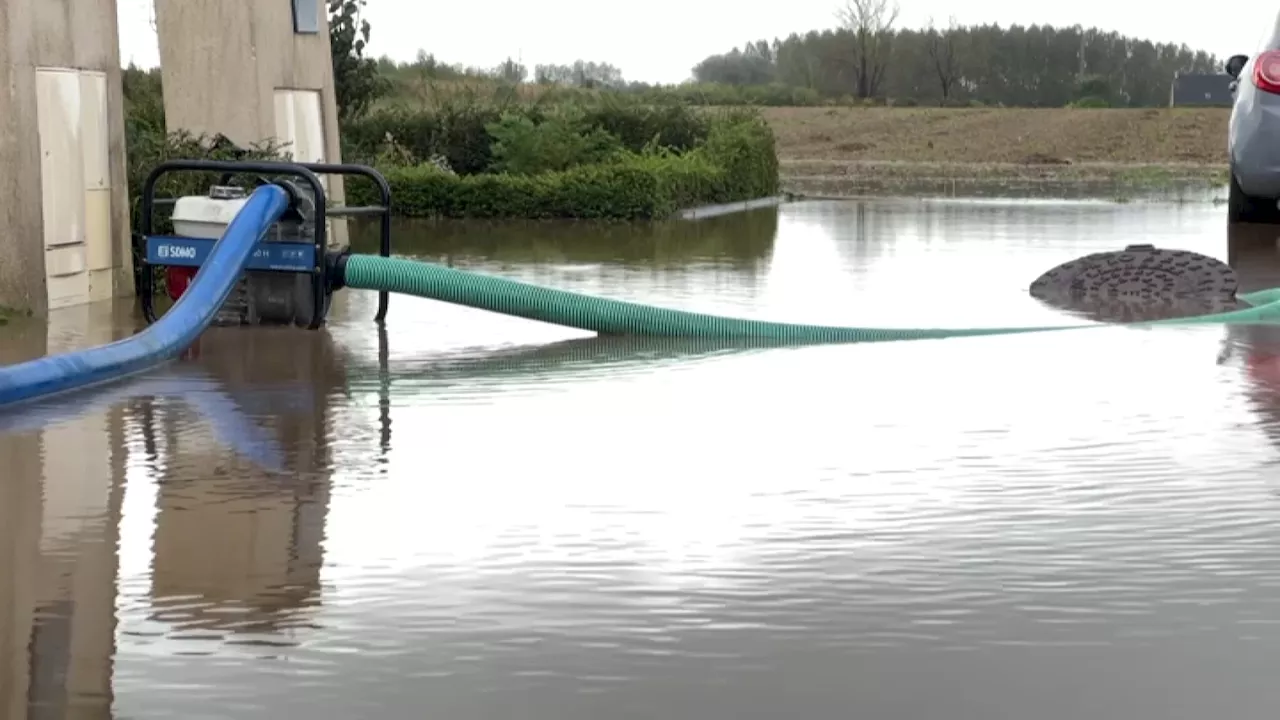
[762,107,1232,197]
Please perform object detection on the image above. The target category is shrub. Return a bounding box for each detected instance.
[342,99,713,172]
[1070,96,1111,108]
[349,154,694,219]
[345,112,775,220]
[486,109,626,174]
[341,104,510,174]
[699,110,779,200]
[578,98,710,153]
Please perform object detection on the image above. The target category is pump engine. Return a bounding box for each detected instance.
[159,181,328,326]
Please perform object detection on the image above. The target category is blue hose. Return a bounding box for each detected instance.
[0,185,290,408]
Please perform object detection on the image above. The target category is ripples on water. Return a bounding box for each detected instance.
[9,199,1280,718]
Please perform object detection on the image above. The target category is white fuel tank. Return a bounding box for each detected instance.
[171,187,250,239]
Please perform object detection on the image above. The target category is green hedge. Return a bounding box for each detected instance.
[346,112,778,220]
[342,100,711,173]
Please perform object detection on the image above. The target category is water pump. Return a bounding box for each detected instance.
[162,181,327,326]
[135,159,393,330]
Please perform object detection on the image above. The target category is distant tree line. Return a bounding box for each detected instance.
[376,53,629,90]
[367,15,1219,110]
[140,0,1228,121]
[691,0,1220,107]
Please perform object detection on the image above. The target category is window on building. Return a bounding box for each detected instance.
[293,0,320,34]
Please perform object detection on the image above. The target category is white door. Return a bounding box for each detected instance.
[36,68,88,310]
[35,68,113,310]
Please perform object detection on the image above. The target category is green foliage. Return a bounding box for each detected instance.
[1072,76,1114,108]
[345,111,777,220]
[699,111,779,200]
[690,23,1219,108]
[122,64,165,135]
[342,103,510,174]
[583,98,709,153]
[329,0,389,124]
[361,161,666,219]
[485,109,626,175]
[1070,96,1111,108]
[342,98,714,174]
[534,60,626,88]
[347,155,688,220]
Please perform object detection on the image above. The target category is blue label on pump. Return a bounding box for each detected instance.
[145,236,316,272]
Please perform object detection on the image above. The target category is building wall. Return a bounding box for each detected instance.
[154,0,348,223]
[0,0,134,315]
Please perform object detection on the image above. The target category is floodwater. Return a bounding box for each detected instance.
[7,198,1280,719]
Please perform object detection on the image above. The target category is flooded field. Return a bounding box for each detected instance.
[7,198,1280,719]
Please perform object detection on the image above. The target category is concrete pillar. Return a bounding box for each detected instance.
[153,0,348,245]
[0,0,135,316]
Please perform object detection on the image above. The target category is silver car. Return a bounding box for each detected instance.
[1228,48,1280,223]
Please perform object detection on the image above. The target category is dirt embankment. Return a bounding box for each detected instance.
[762,107,1231,196]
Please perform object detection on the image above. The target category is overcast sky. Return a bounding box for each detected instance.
[117,1,1280,84]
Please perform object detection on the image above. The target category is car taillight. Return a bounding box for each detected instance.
[1255,50,1280,94]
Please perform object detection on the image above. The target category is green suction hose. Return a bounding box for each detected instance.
[341,255,1280,344]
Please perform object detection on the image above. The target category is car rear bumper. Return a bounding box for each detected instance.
[1231,85,1280,198]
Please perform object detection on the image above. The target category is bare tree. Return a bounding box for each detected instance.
[926,16,962,104]
[835,0,900,99]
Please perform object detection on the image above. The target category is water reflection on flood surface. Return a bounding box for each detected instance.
[11,199,1280,719]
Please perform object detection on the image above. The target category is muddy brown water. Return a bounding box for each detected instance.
[6,198,1280,719]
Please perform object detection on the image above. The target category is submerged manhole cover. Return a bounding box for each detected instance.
[1029,245,1241,322]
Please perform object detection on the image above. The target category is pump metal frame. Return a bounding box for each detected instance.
[135,159,393,330]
